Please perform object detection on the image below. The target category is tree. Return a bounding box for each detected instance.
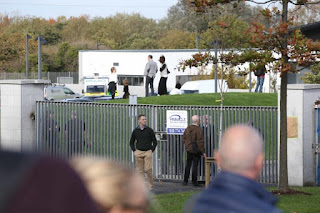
[301,63,320,83]
[158,29,196,49]
[289,3,320,26]
[201,14,251,48]
[183,0,320,192]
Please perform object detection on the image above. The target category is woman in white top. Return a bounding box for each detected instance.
[108,67,118,99]
[158,55,169,95]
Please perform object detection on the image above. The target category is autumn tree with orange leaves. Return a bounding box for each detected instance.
[182,0,320,192]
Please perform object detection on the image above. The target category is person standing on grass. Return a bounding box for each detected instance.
[189,124,281,213]
[254,63,266,93]
[158,55,169,95]
[182,115,206,187]
[144,55,158,97]
[130,114,158,190]
[108,67,118,99]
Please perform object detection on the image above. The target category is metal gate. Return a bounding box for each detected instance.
[35,101,278,184]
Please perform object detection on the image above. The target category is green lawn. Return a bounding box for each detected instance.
[103,93,278,106]
[151,187,320,213]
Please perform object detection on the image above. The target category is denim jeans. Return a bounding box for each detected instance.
[255,76,265,93]
[145,76,154,97]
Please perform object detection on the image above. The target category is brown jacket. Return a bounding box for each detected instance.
[183,124,205,154]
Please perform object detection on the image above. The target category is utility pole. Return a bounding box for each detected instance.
[36,35,47,79]
[25,34,31,79]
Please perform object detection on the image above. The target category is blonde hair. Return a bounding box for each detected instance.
[70,157,147,212]
[111,67,116,73]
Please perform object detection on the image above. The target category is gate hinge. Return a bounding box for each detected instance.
[312,144,319,154]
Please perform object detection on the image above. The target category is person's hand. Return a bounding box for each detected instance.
[203,153,207,158]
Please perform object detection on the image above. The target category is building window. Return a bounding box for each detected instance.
[113,62,119,66]
[118,75,144,86]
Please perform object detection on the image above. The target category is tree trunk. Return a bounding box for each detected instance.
[279,0,289,191]
[279,71,289,190]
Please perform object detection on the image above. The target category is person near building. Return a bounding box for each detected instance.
[182,115,206,187]
[189,124,282,213]
[254,64,266,93]
[130,114,158,190]
[144,55,158,97]
[169,83,182,95]
[122,79,130,99]
[108,67,118,99]
[158,55,169,95]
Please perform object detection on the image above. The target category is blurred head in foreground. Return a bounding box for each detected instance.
[215,124,264,180]
[70,157,149,213]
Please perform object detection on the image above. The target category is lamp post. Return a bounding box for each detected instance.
[36,35,47,79]
[25,34,31,79]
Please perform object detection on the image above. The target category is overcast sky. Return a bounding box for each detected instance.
[0,0,178,20]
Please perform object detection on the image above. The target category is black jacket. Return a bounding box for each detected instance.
[130,126,157,152]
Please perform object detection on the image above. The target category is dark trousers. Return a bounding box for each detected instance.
[109,81,116,99]
[145,76,154,97]
[158,77,167,95]
[184,151,201,184]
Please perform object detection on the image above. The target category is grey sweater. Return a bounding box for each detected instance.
[144,60,158,78]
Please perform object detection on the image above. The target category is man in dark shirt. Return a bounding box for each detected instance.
[64,110,88,156]
[130,114,157,190]
[182,115,206,187]
[44,111,60,155]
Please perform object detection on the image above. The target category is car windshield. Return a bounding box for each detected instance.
[87,85,104,93]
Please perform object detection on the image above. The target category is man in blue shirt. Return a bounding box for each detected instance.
[189,124,282,213]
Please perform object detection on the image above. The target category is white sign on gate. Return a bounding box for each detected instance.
[166,110,188,135]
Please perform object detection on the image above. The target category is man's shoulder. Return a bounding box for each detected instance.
[193,187,281,213]
[145,126,155,132]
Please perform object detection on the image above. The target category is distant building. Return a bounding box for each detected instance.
[288,21,320,84]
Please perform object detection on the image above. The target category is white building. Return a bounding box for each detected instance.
[78,49,276,97]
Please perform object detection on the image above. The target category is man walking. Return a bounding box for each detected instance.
[144,55,158,97]
[190,125,281,213]
[130,114,158,190]
[182,115,206,187]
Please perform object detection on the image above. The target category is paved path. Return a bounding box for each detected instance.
[152,180,205,195]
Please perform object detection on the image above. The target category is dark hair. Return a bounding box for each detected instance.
[159,55,165,63]
[138,114,146,120]
[175,83,181,89]
[111,67,116,72]
[123,79,129,86]
[148,55,153,59]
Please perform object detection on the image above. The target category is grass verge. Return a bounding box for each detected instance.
[151,187,320,213]
[104,93,278,106]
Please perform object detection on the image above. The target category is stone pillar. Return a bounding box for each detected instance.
[284,84,320,186]
[0,80,50,152]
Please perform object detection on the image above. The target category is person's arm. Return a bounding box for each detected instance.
[83,121,91,147]
[64,123,68,140]
[160,64,166,72]
[150,129,157,152]
[130,130,136,152]
[144,62,150,76]
[197,128,205,155]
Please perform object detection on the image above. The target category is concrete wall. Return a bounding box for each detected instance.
[285,84,320,186]
[0,80,50,151]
